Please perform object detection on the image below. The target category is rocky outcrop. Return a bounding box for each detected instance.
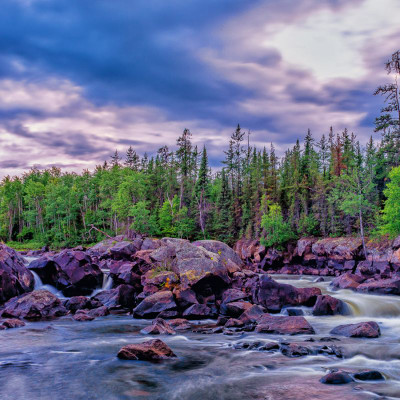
[330,321,380,338]
[117,339,176,361]
[0,244,34,304]
[1,289,67,320]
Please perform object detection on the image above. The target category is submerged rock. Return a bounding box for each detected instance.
[117,339,176,361]
[353,370,384,381]
[140,318,176,335]
[320,370,354,384]
[1,318,26,329]
[330,321,380,338]
[1,289,67,320]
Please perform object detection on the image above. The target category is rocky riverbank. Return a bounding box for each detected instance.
[1,234,399,398]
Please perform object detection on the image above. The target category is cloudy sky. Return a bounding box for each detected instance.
[0,0,399,176]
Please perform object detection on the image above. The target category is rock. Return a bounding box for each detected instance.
[87,305,109,317]
[330,321,380,338]
[0,244,34,304]
[109,240,139,259]
[2,318,25,329]
[2,290,67,320]
[224,318,244,328]
[140,318,176,335]
[168,318,191,331]
[173,288,198,309]
[221,288,248,304]
[320,371,354,384]
[312,295,349,316]
[141,238,161,251]
[220,301,253,318]
[252,275,321,312]
[54,250,104,296]
[143,269,179,288]
[255,315,315,335]
[192,240,243,267]
[353,370,384,381]
[296,237,317,258]
[285,308,304,316]
[92,284,136,310]
[356,278,400,295]
[117,339,176,361]
[73,312,95,322]
[331,272,364,290]
[133,291,177,318]
[64,296,90,313]
[239,305,265,325]
[280,343,311,357]
[234,238,263,261]
[109,261,141,288]
[182,304,212,319]
[312,237,362,260]
[157,310,179,319]
[31,250,104,296]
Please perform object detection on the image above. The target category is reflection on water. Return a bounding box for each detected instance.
[1,274,400,399]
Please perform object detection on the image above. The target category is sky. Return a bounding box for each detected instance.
[0,0,399,176]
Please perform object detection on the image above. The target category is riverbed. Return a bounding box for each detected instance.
[0,274,399,399]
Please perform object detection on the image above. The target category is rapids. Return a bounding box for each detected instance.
[1,271,400,399]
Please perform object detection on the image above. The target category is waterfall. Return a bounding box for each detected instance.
[90,272,113,297]
[30,270,65,298]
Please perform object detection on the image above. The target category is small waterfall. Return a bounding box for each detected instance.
[30,270,65,298]
[90,272,113,297]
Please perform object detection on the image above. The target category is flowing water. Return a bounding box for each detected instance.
[1,270,400,399]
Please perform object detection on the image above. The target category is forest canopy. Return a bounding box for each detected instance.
[1,51,400,249]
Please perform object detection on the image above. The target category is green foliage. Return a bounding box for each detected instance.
[260,203,295,249]
[130,201,159,236]
[381,166,400,236]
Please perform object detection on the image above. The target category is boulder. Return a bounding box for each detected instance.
[220,301,253,318]
[353,370,384,381]
[173,288,198,309]
[296,237,317,258]
[87,305,109,317]
[330,321,380,338]
[92,284,136,310]
[238,305,265,325]
[117,339,176,361]
[356,279,400,295]
[252,275,321,312]
[0,244,34,304]
[182,303,213,319]
[312,295,349,316]
[255,315,315,335]
[1,289,67,320]
[73,311,95,322]
[192,240,243,267]
[312,237,362,260]
[168,318,192,331]
[140,318,176,335]
[143,269,179,288]
[280,343,311,357]
[133,291,177,319]
[2,318,26,329]
[64,296,90,313]
[320,371,354,384]
[110,240,139,260]
[109,261,141,288]
[234,238,265,262]
[221,288,248,304]
[331,272,364,290]
[224,318,244,328]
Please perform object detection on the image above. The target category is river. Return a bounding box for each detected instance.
[1,266,399,399]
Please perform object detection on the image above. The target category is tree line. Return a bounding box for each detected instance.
[1,51,400,249]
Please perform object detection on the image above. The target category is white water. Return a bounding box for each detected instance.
[23,255,112,299]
